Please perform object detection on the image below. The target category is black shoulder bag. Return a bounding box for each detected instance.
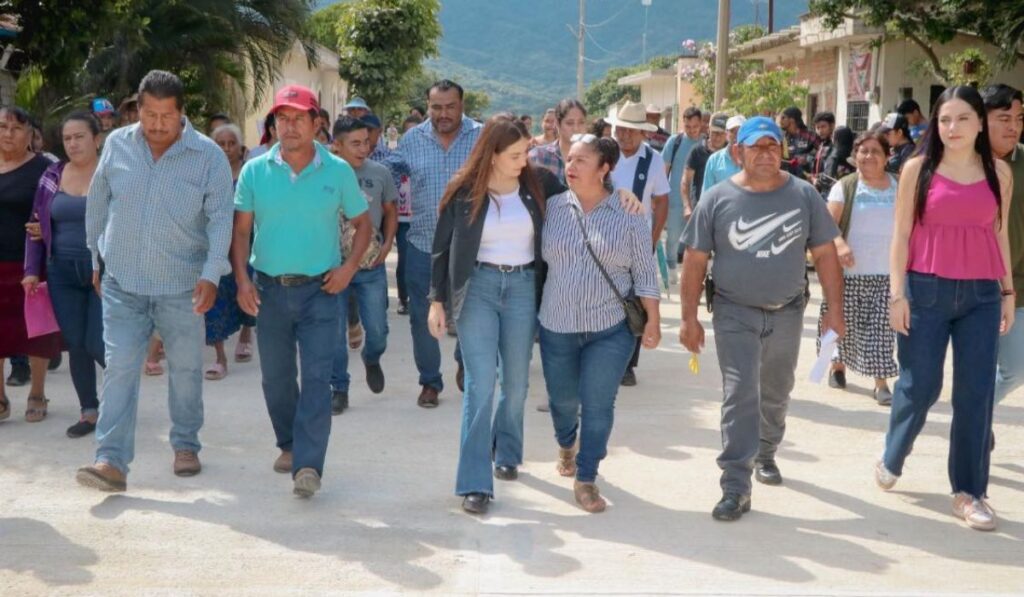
[569,195,649,337]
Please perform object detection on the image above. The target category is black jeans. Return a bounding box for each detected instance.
[48,257,105,414]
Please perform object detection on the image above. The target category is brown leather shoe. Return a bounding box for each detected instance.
[417,385,439,408]
[76,462,127,492]
[173,450,201,477]
[574,480,607,513]
[273,450,292,474]
[557,445,577,477]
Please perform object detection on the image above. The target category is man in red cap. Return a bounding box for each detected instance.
[232,84,373,498]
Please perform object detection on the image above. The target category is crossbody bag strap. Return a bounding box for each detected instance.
[568,194,628,307]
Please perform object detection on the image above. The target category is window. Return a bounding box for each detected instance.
[846,101,869,132]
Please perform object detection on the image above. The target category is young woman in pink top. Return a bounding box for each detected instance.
[881,86,1015,532]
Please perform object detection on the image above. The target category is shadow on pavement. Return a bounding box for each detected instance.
[0,517,98,586]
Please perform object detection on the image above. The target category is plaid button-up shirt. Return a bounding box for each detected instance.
[528,141,565,186]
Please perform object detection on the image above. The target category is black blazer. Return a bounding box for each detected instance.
[429,184,548,321]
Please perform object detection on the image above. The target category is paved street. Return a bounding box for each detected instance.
[2,259,1023,595]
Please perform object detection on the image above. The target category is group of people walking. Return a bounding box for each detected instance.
[2,65,1021,531]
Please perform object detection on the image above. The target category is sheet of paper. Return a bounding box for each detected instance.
[809,329,839,384]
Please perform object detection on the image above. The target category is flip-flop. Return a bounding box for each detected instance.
[204,362,227,381]
[25,395,49,423]
[234,341,253,363]
[144,361,164,376]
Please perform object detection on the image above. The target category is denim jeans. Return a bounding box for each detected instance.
[539,320,635,483]
[95,275,204,473]
[405,244,444,390]
[884,273,1000,498]
[995,307,1024,403]
[331,265,389,393]
[255,273,339,477]
[665,207,685,268]
[712,295,804,496]
[454,266,537,496]
[396,222,410,304]
[47,258,104,415]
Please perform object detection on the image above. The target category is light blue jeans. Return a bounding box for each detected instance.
[454,265,537,496]
[665,205,685,268]
[95,275,205,473]
[995,306,1024,404]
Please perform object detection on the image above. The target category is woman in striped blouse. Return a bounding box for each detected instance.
[539,134,661,513]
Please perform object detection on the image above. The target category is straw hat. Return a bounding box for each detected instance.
[608,101,658,132]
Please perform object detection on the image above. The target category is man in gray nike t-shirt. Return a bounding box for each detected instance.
[679,116,845,522]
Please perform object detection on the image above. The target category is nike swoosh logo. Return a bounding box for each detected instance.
[782,221,800,233]
[771,235,802,255]
[728,208,802,251]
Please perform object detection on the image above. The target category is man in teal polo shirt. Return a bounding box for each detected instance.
[231,85,371,498]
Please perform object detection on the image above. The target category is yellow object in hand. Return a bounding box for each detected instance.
[689,353,700,374]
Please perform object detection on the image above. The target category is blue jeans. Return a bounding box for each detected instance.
[47,258,104,415]
[95,275,204,473]
[665,206,685,268]
[884,273,1000,498]
[255,274,338,477]
[454,266,537,496]
[995,307,1024,403]
[539,320,635,483]
[405,244,444,390]
[331,265,389,393]
[396,222,410,304]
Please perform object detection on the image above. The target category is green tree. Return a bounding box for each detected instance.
[310,0,441,116]
[583,54,676,118]
[724,67,808,116]
[808,0,1023,78]
[463,90,491,120]
[680,25,766,110]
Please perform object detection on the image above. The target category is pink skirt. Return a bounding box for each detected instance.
[0,261,61,359]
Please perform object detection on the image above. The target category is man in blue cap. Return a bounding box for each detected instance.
[679,116,845,521]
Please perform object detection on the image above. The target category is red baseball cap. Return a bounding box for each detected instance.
[270,84,319,115]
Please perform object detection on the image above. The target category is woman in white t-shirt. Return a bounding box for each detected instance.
[819,130,899,404]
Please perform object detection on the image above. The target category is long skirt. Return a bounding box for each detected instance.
[0,260,61,359]
[818,274,898,379]
[204,272,256,346]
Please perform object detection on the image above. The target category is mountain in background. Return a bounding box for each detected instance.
[318,0,808,115]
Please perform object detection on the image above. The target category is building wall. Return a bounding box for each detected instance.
[637,77,679,133]
[761,47,839,119]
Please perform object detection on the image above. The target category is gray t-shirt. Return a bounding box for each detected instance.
[354,159,398,229]
[682,174,839,309]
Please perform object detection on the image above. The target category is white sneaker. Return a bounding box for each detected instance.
[952,492,996,531]
[875,460,899,490]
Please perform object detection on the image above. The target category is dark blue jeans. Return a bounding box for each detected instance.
[255,274,339,477]
[539,320,635,483]
[396,222,410,304]
[331,265,389,393]
[884,272,1000,498]
[47,258,105,414]
[406,245,462,390]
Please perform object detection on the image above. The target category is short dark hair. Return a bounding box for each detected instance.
[332,115,368,139]
[574,135,620,190]
[519,114,532,122]
[427,79,464,100]
[403,114,423,127]
[853,129,890,158]
[683,107,702,120]
[264,112,275,131]
[589,118,611,137]
[0,105,31,125]
[207,112,230,123]
[813,111,836,125]
[138,70,185,110]
[782,106,804,124]
[980,84,1024,112]
[555,98,587,124]
[62,110,101,137]
[319,108,330,122]
[896,99,921,115]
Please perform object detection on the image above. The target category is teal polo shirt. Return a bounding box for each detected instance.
[235,143,367,276]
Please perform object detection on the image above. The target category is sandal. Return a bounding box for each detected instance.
[0,396,9,421]
[556,444,577,477]
[234,341,254,363]
[204,362,227,381]
[573,480,607,513]
[25,395,49,423]
[144,361,164,376]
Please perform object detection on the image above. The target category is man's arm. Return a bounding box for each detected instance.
[200,151,236,285]
[810,241,845,337]
[231,210,259,316]
[650,193,668,249]
[85,145,113,272]
[679,247,709,353]
[681,168,696,216]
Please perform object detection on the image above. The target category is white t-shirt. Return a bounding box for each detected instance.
[477,189,534,266]
[610,143,670,226]
[827,175,897,276]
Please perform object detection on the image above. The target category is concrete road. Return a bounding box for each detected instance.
[2,263,1022,596]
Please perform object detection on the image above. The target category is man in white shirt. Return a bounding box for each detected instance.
[608,100,670,386]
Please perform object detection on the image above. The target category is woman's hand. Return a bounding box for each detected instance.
[889,296,910,335]
[21,275,39,294]
[641,319,661,349]
[836,241,855,270]
[616,189,645,215]
[1001,295,1015,336]
[428,301,447,340]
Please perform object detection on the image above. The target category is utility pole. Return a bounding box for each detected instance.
[576,0,586,100]
[768,0,774,33]
[714,0,730,109]
[641,0,652,63]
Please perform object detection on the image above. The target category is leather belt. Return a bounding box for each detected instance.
[256,271,326,287]
[476,261,535,273]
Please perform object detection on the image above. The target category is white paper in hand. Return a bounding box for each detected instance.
[809,329,839,384]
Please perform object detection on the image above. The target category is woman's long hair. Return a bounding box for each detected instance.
[439,113,543,223]
[912,86,1002,224]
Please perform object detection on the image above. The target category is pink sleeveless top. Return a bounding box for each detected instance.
[907,173,1005,280]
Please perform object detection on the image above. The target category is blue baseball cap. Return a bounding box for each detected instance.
[344,96,369,110]
[91,98,115,115]
[737,116,783,146]
[360,113,382,129]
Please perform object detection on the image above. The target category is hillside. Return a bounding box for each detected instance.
[319,0,808,115]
